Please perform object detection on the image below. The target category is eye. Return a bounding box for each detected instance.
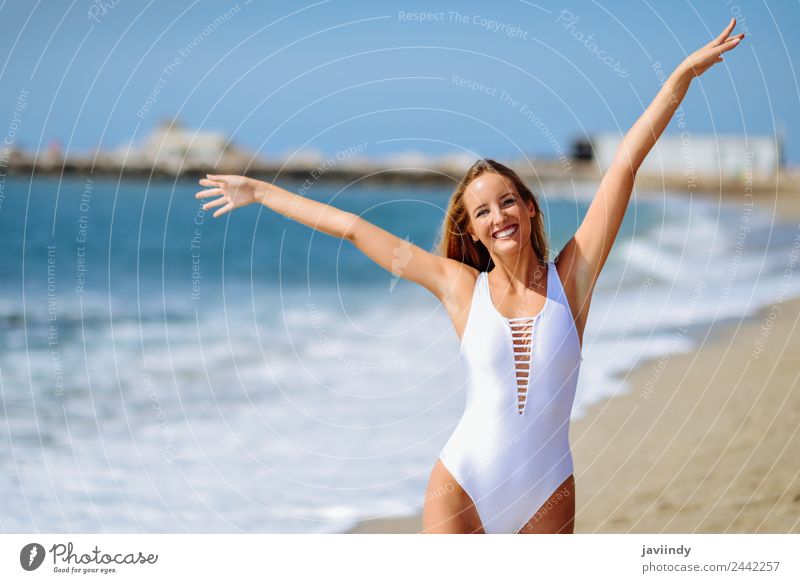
[476,198,514,217]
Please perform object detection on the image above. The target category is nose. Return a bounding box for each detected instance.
[491,206,507,224]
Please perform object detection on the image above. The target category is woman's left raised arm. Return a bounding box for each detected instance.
[564,18,744,294]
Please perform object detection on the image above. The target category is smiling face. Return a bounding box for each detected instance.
[464,172,535,255]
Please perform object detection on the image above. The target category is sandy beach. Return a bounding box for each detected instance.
[348,190,800,534]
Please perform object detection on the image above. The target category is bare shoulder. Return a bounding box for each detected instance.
[554,237,595,341]
[435,259,480,338]
[439,258,480,303]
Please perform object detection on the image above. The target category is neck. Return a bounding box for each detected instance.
[490,245,547,291]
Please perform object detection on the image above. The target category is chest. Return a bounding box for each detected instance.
[460,295,581,373]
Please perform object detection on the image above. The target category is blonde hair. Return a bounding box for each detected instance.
[435,159,549,271]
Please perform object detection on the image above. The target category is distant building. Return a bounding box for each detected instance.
[146,120,229,169]
[111,119,251,172]
[44,138,63,162]
[574,133,782,179]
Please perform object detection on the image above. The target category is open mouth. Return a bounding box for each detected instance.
[492,224,518,239]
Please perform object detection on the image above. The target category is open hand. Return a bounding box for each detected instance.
[682,18,744,78]
[195,174,264,218]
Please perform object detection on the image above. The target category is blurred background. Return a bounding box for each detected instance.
[1,0,798,533]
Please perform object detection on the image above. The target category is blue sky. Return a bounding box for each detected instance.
[2,0,798,163]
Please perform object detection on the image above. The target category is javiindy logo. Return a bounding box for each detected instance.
[20,543,46,571]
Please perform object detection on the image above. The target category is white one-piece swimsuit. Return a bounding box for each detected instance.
[438,260,583,534]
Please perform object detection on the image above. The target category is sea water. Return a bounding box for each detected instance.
[0,176,796,533]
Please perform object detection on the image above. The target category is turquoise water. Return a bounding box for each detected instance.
[0,176,795,532]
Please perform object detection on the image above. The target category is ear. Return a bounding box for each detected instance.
[527,199,535,218]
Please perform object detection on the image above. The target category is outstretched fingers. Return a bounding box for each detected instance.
[195,174,240,217]
[202,196,228,210]
[716,33,744,55]
[213,203,234,218]
[195,187,223,199]
[711,18,736,46]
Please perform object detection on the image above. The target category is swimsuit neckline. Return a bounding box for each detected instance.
[484,261,552,325]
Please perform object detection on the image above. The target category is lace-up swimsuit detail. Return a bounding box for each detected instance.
[506,314,537,415]
[439,261,584,533]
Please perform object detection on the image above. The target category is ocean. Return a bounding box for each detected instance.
[0,176,796,533]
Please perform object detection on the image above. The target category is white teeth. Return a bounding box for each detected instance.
[493,225,518,239]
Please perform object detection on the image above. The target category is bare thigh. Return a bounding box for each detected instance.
[421,459,485,534]
[517,474,575,534]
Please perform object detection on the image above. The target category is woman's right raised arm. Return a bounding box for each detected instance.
[196,174,468,299]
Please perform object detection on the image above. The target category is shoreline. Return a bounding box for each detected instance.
[6,160,799,196]
[347,293,800,533]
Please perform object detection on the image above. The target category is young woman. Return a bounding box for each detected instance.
[195,19,744,534]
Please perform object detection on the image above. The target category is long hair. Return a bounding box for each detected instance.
[435,159,548,272]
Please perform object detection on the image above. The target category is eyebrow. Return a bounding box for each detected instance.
[472,192,515,214]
